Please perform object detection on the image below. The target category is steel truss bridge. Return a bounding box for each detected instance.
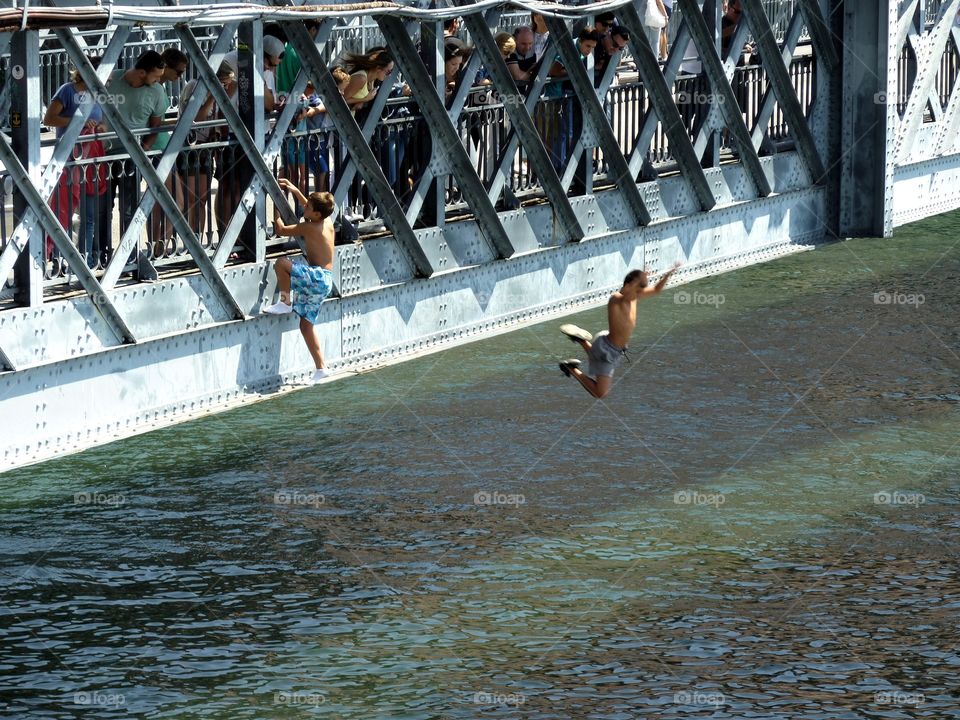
[0,0,955,469]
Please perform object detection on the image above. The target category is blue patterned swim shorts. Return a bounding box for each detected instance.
[290,257,333,324]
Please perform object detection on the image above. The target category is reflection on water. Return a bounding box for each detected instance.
[2,216,960,718]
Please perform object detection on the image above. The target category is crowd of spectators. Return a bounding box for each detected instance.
[42,3,756,274]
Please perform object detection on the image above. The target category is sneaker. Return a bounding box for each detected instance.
[263,301,293,315]
[559,359,582,378]
[559,324,592,343]
[309,368,336,384]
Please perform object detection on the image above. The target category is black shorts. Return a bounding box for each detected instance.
[177,148,214,176]
[215,144,241,180]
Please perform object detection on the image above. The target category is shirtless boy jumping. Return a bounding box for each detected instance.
[559,262,681,398]
[263,178,336,383]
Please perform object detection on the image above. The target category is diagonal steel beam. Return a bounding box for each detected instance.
[328,29,415,218]
[796,0,839,70]
[906,29,949,126]
[558,44,617,191]
[404,23,488,227]
[485,48,554,203]
[628,21,691,177]
[0,342,14,372]
[544,14,651,226]
[749,5,806,149]
[895,0,960,164]
[896,0,922,50]
[687,11,752,161]
[60,30,245,320]
[171,28,300,271]
[618,0,715,210]
[0,29,129,290]
[286,18,435,276]
[676,0,772,195]
[741,0,826,182]
[0,133,136,344]
[461,10,583,238]
[96,24,240,286]
[320,0,433,218]
[378,14,516,258]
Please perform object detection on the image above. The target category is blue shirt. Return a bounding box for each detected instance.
[50,81,104,138]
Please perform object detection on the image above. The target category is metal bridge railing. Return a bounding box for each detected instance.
[0,0,834,333]
[0,54,818,294]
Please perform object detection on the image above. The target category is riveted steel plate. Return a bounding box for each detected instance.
[3,172,830,470]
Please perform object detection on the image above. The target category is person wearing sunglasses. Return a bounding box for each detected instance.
[593,25,631,85]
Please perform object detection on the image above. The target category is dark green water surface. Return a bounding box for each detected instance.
[2,214,960,718]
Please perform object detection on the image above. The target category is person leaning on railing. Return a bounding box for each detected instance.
[507,26,538,90]
[339,48,395,221]
[104,49,167,274]
[342,48,394,114]
[545,27,600,173]
[148,47,189,257]
[594,25,631,86]
[177,62,235,242]
[42,56,109,270]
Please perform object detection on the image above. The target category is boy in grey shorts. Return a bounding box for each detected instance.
[585,330,627,378]
[559,262,681,398]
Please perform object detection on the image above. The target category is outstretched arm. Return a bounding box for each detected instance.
[643,261,682,296]
[274,217,311,238]
[278,177,309,209]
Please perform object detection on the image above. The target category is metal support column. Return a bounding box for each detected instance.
[236,22,266,262]
[838,0,893,236]
[419,19,445,229]
[10,31,42,307]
